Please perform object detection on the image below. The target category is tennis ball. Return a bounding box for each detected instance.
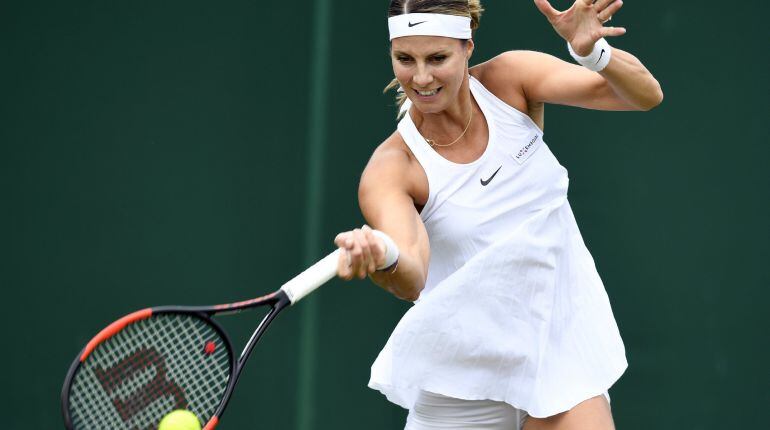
[158,409,202,430]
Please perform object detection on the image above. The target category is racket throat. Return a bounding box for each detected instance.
[237,290,291,365]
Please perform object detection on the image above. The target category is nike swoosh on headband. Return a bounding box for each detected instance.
[408,21,427,27]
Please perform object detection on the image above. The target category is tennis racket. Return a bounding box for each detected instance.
[61,248,341,430]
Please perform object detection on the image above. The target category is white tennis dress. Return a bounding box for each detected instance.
[368,76,627,418]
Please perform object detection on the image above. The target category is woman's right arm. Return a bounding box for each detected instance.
[334,140,430,302]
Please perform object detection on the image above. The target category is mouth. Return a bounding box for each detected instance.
[414,87,442,97]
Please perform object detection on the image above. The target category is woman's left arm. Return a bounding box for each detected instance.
[593,47,664,110]
[497,48,663,112]
[513,0,663,111]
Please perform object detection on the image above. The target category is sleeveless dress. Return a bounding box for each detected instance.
[368,76,627,418]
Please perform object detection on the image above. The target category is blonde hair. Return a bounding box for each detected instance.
[384,0,484,114]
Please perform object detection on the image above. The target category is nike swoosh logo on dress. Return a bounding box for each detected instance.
[480,166,502,186]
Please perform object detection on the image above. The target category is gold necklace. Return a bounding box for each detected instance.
[425,107,473,148]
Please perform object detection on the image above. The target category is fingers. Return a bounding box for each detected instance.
[600,26,627,37]
[352,228,371,279]
[342,228,364,279]
[334,226,385,281]
[597,0,623,23]
[533,0,560,21]
[337,247,353,280]
[333,231,350,248]
[593,0,617,10]
[361,225,385,271]
[335,231,353,280]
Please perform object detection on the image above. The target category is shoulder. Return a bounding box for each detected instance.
[470,50,553,113]
[471,50,555,124]
[360,130,428,206]
[474,50,560,82]
[365,131,412,179]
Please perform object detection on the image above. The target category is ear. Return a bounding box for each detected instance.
[465,39,475,60]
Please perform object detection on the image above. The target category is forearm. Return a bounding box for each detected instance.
[534,0,664,111]
[369,249,426,302]
[600,47,663,111]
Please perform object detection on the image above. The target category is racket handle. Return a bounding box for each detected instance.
[280,248,341,304]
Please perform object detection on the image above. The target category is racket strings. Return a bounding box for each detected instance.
[68,313,231,430]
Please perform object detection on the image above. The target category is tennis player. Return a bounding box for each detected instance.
[335,0,662,428]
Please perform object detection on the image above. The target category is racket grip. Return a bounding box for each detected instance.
[280,248,341,304]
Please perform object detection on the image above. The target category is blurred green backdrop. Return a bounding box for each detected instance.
[1,0,766,428]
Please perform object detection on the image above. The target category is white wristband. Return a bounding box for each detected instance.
[568,38,612,72]
[371,230,399,271]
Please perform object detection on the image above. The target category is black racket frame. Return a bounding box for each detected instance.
[61,289,292,429]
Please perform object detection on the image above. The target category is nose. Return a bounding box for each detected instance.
[412,64,434,87]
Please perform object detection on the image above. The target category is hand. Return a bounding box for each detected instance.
[534,0,626,56]
[334,225,387,280]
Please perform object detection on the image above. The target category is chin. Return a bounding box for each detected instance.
[411,98,448,115]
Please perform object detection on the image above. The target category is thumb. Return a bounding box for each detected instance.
[533,0,560,21]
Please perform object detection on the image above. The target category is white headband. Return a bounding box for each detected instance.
[388,13,472,41]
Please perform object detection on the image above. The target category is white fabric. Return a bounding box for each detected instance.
[368,76,627,418]
[568,38,612,72]
[388,13,472,41]
[405,390,611,430]
[405,390,527,430]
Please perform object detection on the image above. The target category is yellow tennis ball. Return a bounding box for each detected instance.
[158,409,202,430]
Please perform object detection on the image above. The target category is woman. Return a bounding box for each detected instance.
[334,0,662,428]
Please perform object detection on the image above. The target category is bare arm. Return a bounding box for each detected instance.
[519,0,663,111]
[597,48,663,110]
[487,49,662,111]
[334,140,430,301]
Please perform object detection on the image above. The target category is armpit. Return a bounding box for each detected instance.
[527,100,545,131]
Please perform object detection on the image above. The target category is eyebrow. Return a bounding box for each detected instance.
[391,49,451,57]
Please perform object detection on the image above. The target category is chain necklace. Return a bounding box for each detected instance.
[425,107,473,148]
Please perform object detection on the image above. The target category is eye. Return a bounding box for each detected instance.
[395,55,413,64]
[429,55,447,63]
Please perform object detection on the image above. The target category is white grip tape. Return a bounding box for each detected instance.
[372,230,399,270]
[280,248,341,305]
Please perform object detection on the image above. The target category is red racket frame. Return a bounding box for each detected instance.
[61,289,292,430]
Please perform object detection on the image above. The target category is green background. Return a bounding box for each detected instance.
[1,1,766,428]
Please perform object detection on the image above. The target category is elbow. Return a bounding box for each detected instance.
[389,260,427,302]
[394,285,423,302]
[398,292,421,302]
[389,279,424,302]
[639,82,664,111]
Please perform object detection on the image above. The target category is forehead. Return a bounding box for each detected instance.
[390,35,463,54]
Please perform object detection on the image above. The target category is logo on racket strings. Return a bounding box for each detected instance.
[94,347,187,422]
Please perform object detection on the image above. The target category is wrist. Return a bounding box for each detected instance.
[568,38,612,72]
[371,230,400,273]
